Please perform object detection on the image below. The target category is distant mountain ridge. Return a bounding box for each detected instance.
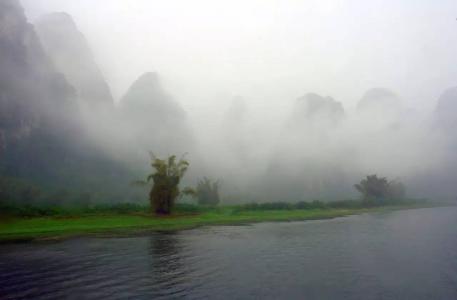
[35,12,114,110]
[0,0,130,198]
[0,0,80,157]
[292,93,345,126]
[434,86,457,132]
[119,72,193,157]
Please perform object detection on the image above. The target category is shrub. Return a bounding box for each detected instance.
[196,177,220,206]
[387,180,406,200]
[0,176,43,205]
[354,175,406,204]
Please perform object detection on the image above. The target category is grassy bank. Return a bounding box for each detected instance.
[0,202,436,243]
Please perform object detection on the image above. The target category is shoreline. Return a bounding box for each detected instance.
[0,204,445,244]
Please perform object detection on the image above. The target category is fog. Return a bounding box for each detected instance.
[22,0,457,107]
[11,0,457,202]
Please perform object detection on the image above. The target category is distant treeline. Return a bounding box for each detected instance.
[0,202,204,217]
[232,198,425,212]
[0,199,427,218]
[0,176,145,208]
[0,154,421,218]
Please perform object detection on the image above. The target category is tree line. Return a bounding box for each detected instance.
[135,154,407,215]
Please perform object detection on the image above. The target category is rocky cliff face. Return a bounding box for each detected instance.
[0,0,80,161]
[291,93,345,127]
[356,88,403,130]
[35,12,121,159]
[120,72,193,156]
[260,93,349,202]
[221,96,248,159]
[434,86,457,132]
[357,88,399,112]
[0,0,129,194]
[35,12,114,110]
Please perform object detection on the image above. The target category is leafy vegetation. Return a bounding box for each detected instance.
[0,175,146,209]
[133,153,193,214]
[0,176,43,206]
[0,202,148,217]
[232,198,423,212]
[0,200,433,242]
[354,175,406,205]
[196,177,220,206]
[0,198,428,219]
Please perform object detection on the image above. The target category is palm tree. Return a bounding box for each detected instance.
[134,152,191,214]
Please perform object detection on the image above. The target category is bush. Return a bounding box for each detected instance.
[0,176,44,205]
[387,180,406,200]
[196,177,220,206]
[174,203,204,213]
[354,175,407,205]
[327,199,364,209]
[0,202,150,217]
[234,201,328,212]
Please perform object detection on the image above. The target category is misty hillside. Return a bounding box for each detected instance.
[0,0,132,202]
[119,72,195,158]
[2,2,457,299]
[259,93,351,202]
[35,12,114,110]
[435,86,457,133]
[357,88,400,111]
[0,0,456,206]
[0,0,80,177]
[291,93,345,127]
[221,96,249,161]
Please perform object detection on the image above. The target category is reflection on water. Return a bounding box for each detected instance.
[148,232,192,298]
[1,207,457,299]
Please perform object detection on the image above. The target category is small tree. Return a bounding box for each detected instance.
[134,153,191,215]
[354,174,389,203]
[196,177,220,206]
[354,175,406,204]
[386,179,406,200]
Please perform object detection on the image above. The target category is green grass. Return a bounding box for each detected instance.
[0,204,434,243]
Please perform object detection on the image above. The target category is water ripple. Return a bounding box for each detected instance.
[1,207,457,299]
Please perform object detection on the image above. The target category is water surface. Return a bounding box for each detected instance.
[1,207,457,299]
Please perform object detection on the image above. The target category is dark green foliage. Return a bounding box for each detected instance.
[310,200,327,209]
[387,180,406,200]
[232,197,419,212]
[87,203,147,214]
[73,192,92,208]
[134,153,190,215]
[0,176,43,206]
[235,201,315,211]
[0,198,427,218]
[354,175,407,204]
[354,175,389,201]
[294,201,312,209]
[174,203,205,213]
[196,177,220,206]
[0,202,150,217]
[0,202,215,217]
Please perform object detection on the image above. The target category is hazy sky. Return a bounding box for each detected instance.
[21,0,457,115]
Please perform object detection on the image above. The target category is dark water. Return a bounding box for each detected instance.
[1,207,457,299]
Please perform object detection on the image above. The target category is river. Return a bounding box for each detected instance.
[1,206,457,299]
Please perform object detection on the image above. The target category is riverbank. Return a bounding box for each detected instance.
[0,203,438,243]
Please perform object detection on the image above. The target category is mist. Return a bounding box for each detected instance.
[3,0,457,203]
